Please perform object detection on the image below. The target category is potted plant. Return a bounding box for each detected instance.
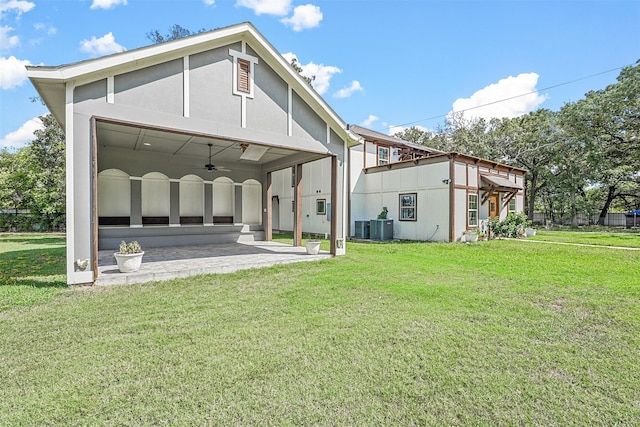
[114,240,144,273]
[478,232,486,241]
[463,229,479,242]
[305,239,321,255]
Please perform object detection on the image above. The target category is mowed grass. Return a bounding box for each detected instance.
[1,235,639,425]
[0,233,67,311]
[529,229,640,248]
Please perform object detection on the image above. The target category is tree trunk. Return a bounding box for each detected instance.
[526,172,538,221]
[571,191,579,227]
[597,185,617,226]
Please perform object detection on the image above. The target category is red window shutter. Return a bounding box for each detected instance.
[238,59,250,93]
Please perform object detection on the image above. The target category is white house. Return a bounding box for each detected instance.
[271,125,526,242]
[28,22,358,285]
[28,22,526,285]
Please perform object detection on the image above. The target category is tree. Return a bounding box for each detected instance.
[146,24,206,44]
[560,60,640,224]
[392,126,435,147]
[24,114,66,229]
[288,57,315,86]
[0,148,31,213]
[491,110,565,220]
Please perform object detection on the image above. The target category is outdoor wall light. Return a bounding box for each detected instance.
[442,179,450,184]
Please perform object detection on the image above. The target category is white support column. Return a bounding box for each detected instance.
[65,81,76,282]
[287,85,293,136]
[183,56,190,118]
[107,76,114,104]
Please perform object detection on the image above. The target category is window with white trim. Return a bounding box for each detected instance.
[229,47,258,99]
[468,194,478,226]
[378,146,389,165]
[509,197,516,212]
[399,193,417,221]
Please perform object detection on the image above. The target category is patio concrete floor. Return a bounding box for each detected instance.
[96,241,331,286]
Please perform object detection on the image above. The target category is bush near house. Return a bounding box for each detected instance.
[489,212,531,238]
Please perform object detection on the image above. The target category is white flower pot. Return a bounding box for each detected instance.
[114,252,144,273]
[305,241,321,255]
[525,228,536,237]
[465,233,478,243]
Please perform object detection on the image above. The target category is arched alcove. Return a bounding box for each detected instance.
[142,172,170,219]
[242,179,262,225]
[212,177,234,222]
[179,174,204,220]
[98,169,131,225]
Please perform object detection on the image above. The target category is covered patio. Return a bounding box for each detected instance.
[27,23,355,285]
[96,240,331,286]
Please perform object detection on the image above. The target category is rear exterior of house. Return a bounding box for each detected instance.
[351,127,526,242]
[272,125,526,242]
[27,21,526,285]
[28,23,356,285]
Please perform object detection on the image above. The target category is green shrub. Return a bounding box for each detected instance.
[118,240,143,254]
[490,212,531,238]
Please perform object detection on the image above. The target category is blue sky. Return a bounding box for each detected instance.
[1,0,638,149]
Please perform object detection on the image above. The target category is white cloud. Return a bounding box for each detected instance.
[281,51,341,95]
[236,0,291,16]
[388,124,430,136]
[34,22,57,36]
[451,72,547,120]
[334,80,363,99]
[0,117,43,149]
[306,62,341,95]
[203,0,215,4]
[361,115,379,127]
[0,25,19,50]
[0,0,35,18]
[281,4,322,31]
[0,55,31,89]
[90,0,127,10]
[79,32,125,57]
[281,52,296,64]
[388,125,406,136]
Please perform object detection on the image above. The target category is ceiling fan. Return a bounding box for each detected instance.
[202,143,230,172]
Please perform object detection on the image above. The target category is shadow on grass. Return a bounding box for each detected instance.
[0,247,66,288]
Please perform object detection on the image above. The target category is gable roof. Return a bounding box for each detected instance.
[349,124,443,154]
[27,22,360,146]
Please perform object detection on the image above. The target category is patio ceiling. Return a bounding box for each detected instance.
[96,120,304,169]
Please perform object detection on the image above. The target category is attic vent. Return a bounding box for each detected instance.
[237,59,250,93]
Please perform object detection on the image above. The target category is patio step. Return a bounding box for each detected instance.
[98,224,265,251]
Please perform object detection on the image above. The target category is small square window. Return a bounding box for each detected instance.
[316,199,326,215]
[399,193,417,221]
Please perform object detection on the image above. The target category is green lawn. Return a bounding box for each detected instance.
[1,234,639,425]
[0,233,66,311]
[529,229,640,248]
